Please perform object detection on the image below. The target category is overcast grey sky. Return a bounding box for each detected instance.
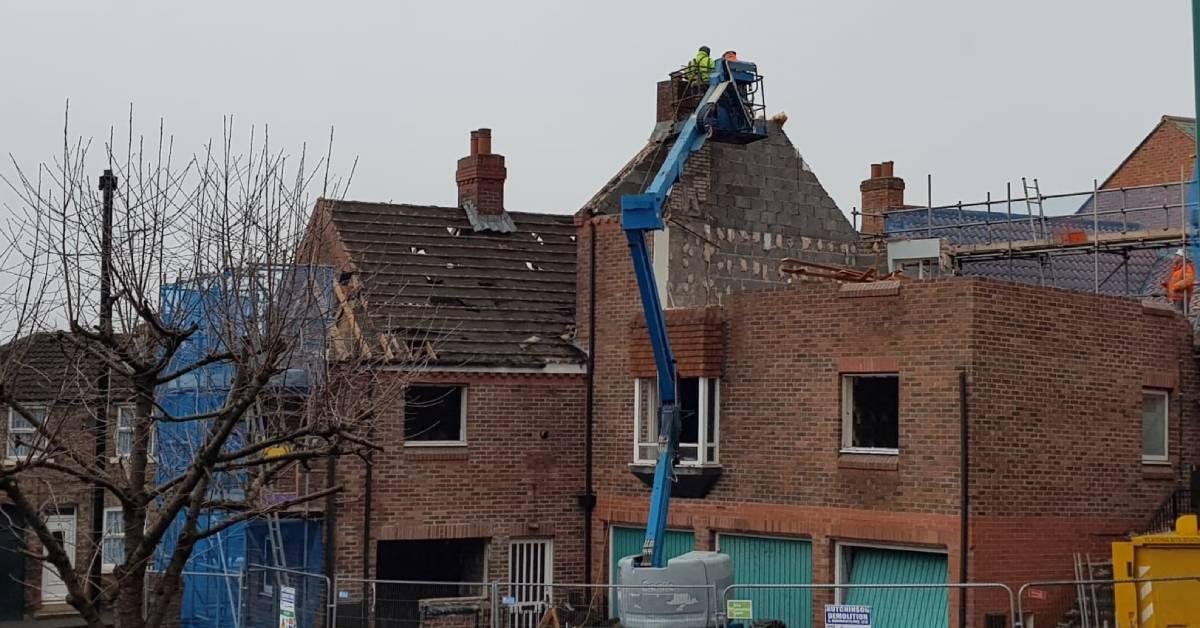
[1,0,1195,219]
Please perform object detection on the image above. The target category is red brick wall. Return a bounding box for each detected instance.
[1103,119,1195,189]
[582,252,1200,627]
[965,282,1198,625]
[629,307,725,378]
[331,371,586,589]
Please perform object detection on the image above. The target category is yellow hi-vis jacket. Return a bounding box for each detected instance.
[686,50,715,84]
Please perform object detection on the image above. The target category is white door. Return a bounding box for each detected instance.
[509,539,552,628]
[42,511,76,603]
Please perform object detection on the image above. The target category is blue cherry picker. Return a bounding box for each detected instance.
[615,56,768,628]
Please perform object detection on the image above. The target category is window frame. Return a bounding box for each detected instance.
[1142,388,1170,465]
[840,373,900,455]
[114,404,156,462]
[101,507,124,574]
[6,404,48,461]
[632,377,720,466]
[403,384,468,447]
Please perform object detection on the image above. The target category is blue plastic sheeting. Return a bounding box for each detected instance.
[243,519,324,628]
[152,268,333,628]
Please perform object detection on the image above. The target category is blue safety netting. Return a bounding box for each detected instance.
[153,266,334,628]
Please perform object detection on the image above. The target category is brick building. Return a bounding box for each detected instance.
[300,129,588,624]
[0,332,137,620]
[582,253,1199,626]
[1102,115,1195,190]
[576,88,1200,627]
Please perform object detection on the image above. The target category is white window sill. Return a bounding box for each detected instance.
[109,456,157,464]
[403,441,468,448]
[102,564,115,575]
[840,447,899,456]
[2,457,54,466]
[1141,457,1171,466]
[630,461,722,469]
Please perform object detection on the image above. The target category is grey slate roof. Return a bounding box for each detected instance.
[885,207,1167,296]
[324,200,583,369]
[0,332,135,403]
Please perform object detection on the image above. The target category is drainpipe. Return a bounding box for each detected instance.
[580,219,599,584]
[323,451,338,625]
[959,370,970,628]
[361,426,375,582]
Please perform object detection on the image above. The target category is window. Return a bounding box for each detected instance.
[1143,389,1169,464]
[115,404,155,460]
[102,508,124,572]
[841,374,899,453]
[7,405,47,460]
[633,377,719,465]
[404,385,466,445]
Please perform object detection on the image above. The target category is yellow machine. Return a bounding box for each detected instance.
[1112,514,1200,627]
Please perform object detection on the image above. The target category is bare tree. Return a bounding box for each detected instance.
[0,109,425,628]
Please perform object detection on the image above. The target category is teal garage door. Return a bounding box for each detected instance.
[842,546,948,628]
[610,526,696,614]
[719,534,813,628]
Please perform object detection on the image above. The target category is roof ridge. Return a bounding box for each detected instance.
[321,197,572,221]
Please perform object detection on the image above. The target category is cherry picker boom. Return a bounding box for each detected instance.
[615,57,767,628]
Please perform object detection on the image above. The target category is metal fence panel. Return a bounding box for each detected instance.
[244,564,330,628]
[493,582,718,628]
[723,582,1016,628]
[334,577,492,628]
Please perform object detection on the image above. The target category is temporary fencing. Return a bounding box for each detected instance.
[491,582,718,628]
[332,577,492,628]
[721,582,1016,628]
[1017,575,1200,628]
[243,563,331,628]
[139,569,1200,628]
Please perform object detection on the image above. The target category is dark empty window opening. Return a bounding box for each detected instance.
[405,385,465,445]
[375,539,487,625]
[842,374,899,452]
[635,377,719,465]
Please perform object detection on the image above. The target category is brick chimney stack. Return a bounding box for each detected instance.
[456,128,507,215]
[656,75,702,124]
[859,161,905,235]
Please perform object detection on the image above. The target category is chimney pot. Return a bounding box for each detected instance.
[870,163,883,178]
[477,128,492,155]
[469,130,480,156]
[880,161,894,178]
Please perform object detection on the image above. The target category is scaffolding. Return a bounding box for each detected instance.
[855,178,1198,298]
[154,265,335,628]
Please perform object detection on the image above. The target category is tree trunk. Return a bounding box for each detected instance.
[116,568,146,628]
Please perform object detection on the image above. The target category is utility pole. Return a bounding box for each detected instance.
[90,169,117,604]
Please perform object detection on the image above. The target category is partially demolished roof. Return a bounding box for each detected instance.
[578,119,858,242]
[318,199,583,369]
